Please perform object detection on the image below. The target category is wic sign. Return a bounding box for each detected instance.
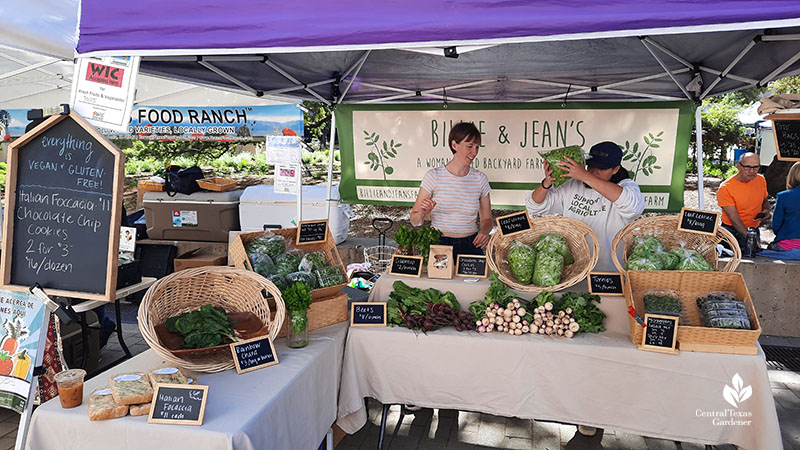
[86,62,125,87]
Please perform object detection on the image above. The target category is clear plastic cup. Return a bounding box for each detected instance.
[53,369,86,408]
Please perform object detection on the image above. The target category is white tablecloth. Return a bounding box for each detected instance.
[28,322,349,450]
[336,275,782,450]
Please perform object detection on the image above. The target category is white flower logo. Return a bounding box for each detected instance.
[723,373,752,408]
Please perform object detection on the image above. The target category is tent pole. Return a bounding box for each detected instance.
[326,110,337,220]
[695,104,705,210]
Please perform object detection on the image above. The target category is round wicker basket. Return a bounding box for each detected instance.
[610,215,741,273]
[487,216,599,293]
[138,266,285,373]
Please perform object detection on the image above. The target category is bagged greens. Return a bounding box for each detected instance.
[266,274,289,291]
[630,236,666,257]
[286,271,318,289]
[246,233,288,260]
[507,241,537,284]
[248,253,276,277]
[315,266,346,288]
[275,249,304,276]
[671,248,713,271]
[299,251,329,272]
[626,256,662,271]
[533,251,564,286]
[534,234,574,265]
[539,145,584,188]
[643,293,682,317]
[696,293,751,329]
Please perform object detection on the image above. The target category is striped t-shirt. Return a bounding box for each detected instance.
[419,166,491,235]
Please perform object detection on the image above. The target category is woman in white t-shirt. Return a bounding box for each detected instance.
[410,122,492,259]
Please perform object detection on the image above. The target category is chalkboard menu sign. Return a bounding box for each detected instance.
[496,211,531,237]
[678,208,719,236]
[456,255,488,278]
[0,113,124,301]
[350,302,387,327]
[588,272,624,295]
[389,255,424,278]
[230,335,279,374]
[639,314,679,354]
[769,115,800,161]
[296,219,328,245]
[148,383,209,425]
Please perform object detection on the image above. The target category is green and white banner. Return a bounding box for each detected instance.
[336,101,695,211]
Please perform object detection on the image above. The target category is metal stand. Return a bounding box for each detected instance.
[377,403,390,450]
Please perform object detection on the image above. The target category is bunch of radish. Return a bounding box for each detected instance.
[529,302,579,338]
[475,300,579,338]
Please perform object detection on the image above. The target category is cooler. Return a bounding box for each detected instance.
[238,185,351,244]
[143,190,243,242]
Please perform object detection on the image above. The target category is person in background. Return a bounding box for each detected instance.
[770,162,800,250]
[410,122,492,259]
[525,141,646,273]
[717,152,769,251]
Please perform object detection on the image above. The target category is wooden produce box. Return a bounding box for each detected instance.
[273,292,348,339]
[229,228,348,301]
[197,177,236,192]
[623,271,761,355]
[173,249,228,271]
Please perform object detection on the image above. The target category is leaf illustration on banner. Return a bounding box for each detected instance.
[622,131,664,181]
[362,130,402,180]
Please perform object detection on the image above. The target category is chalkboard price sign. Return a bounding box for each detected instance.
[350,302,387,327]
[456,255,488,278]
[230,335,279,374]
[389,255,424,278]
[587,272,624,295]
[148,384,209,426]
[0,112,124,301]
[639,314,679,354]
[770,116,800,161]
[678,208,720,236]
[496,211,531,237]
[296,220,328,245]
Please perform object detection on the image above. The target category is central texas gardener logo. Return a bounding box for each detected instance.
[723,373,752,408]
[86,62,125,87]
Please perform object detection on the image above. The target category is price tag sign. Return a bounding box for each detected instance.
[350,302,387,327]
[230,335,279,374]
[638,314,679,354]
[495,211,531,237]
[587,272,624,296]
[389,255,423,278]
[678,208,720,236]
[766,114,800,161]
[148,384,209,426]
[456,255,488,278]
[296,220,328,245]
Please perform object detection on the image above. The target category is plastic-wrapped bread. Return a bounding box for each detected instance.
[109,372,153,405]
[88,387,128,421]
[148,367,188,386]
[129,402,151,417]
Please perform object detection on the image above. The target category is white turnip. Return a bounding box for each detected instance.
[514,329,522,336]
[517,307,526,316]
[565,330,574,338]
[565,307,573,315]
[569,322,580,332]
[545,327,553,335]
[544,302,553,311]
[522,326,530,333]
[478,325,486,332]
[512,315,521,323]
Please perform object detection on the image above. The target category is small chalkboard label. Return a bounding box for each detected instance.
[456,255,488,278]
[230,335,279,374]
[678,208,719,236]
[588,272,624,296]
[770,116,800,161]
[350,302,387,327]
[638,314,679,354]
[296,220,328,245]
[148,384,209,426]
[389,255,423,278]
[496,211,531,237]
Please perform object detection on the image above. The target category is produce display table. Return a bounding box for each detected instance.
[27,322,349,450]
[336,274,782,450]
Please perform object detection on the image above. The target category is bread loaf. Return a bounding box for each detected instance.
[88,387,128,421]
[109,372,153,405]
[148,367,188,386]
[129,402,151,416]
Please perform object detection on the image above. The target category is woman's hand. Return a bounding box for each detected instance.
[419,198,436,215]
[541,161,556,188]
[556,157,590,182]
[473,231,490,249]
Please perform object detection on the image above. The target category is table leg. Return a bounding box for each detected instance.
[114,299,132,358]
[79,312,89,370]
[377,403,390,450]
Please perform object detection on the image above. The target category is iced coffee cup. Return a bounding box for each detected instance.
[54,369,86,408]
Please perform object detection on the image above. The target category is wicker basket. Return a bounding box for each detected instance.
[138,266,285,373]
[624,270,761,355]
[197,177,237,192]
[486,216,599,293]
[229,228,348,300]
[275,292,348,338]
[611,215,741,273]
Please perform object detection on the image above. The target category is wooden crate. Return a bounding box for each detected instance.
[229,227,348,300]
[273,292,348,339]
[197,177,237,192]
[623,271,761,355]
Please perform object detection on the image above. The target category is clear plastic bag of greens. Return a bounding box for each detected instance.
[286,270,318,289]
[534,234,574,265]
[532,251,564,286]
[630,236,666,258]
[315,266,346,288]
[275,249,304,276]
[642,289,682,317]
[506,241,537,284]
[670,247,713,271]
[248,252,276,277]
[266,274,289,292]
[538,145,584,188]
[626,256,662,271]
[299,251,329,272]
[246,232,288,260]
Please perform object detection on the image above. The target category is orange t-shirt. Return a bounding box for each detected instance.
[717,175,767,228]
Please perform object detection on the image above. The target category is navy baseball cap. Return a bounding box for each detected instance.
[587,141,623,169]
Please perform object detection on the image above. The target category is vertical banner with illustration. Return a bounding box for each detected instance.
[336,102,695,212]
[0,290,45,413]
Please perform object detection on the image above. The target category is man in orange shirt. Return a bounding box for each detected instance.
[717,152,770,251]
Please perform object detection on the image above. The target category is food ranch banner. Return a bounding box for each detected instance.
[336,102,695,211]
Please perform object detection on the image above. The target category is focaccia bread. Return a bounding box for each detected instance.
[109,372,153,405]
[129,402,151,417]
[88,387,128,421]
[147,367,188,386]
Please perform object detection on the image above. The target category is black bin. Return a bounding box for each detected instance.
[135,244,178,278]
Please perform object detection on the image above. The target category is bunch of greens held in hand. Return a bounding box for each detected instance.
[165,304,240,349]
[283,282,313,333]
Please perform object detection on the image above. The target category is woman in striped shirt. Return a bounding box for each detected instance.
[410,122,492,258]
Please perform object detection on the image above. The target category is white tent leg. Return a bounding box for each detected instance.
[695,104,705,210]
[326,111,338,220]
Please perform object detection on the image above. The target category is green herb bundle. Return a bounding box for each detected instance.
[283,282,313,312]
